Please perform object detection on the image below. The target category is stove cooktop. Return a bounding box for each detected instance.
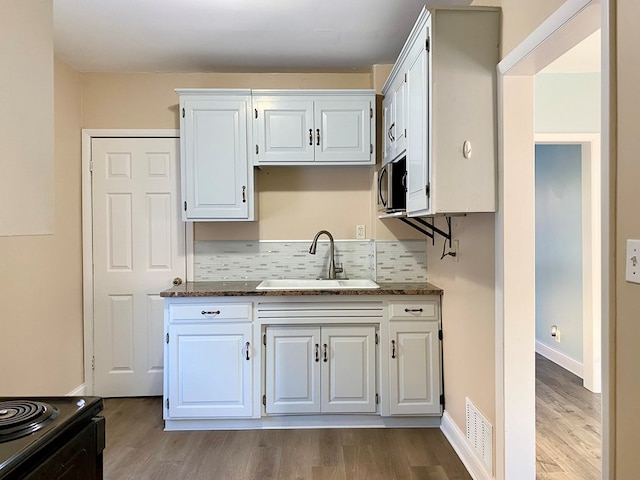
[0,396,104,479]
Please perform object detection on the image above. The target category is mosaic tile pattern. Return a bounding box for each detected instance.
[194,239,428,282]
[375,240,428,282]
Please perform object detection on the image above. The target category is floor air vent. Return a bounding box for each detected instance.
[465,397,493,473]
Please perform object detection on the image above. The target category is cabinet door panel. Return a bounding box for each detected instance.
[182,98,251,219]
[254,99,314,163]
[265,327,321,414]
[321,326,376,413]
[314,100,372,164]
[168,323,252,418]
[389,321,440,415]
[391,74,407,158]
[405,19,431,215]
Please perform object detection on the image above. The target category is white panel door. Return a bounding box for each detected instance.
[254,98,314,163]
[265,326,321,414]
[388,321,441,415]
[321,326,377,413]
[92,137,185,397]
[168,323,252,418]
[406,18,431,215]
[314,100,372,164]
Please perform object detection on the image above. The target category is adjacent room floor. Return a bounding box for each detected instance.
[101,397,471,480]
[536,353,602,479]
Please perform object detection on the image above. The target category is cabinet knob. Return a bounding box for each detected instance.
[172,277,183,286]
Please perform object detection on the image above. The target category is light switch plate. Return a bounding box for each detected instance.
[625,239,640,284]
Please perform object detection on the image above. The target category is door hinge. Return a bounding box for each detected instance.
[375,333,379,345]
[404,72,407,83]
[255,108,258,119]
[256,145,259,155]
[375,393,379,405]
[370,144,373,155]
[425,183,431,197]
[440,394,445,407]
[89,160,94,173]
[370,107,373,119]
[426,36,431,52]
[263,334,266,346]
[182,107,185,118]
[262,394,266,406]
[166,398,170,409]
[438,330,443,341]
[91,356,95,371]
[404,128,407,138]
[166,333,169,344]
[184,201,187,212]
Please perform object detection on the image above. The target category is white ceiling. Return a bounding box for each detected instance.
[54,0,476,73]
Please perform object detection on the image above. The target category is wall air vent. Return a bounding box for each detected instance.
[465,397,493,474]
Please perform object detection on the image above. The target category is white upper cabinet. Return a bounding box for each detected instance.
[382,70,407,165]
[253,90,375,166]
[382,8,500,216]
[177,89,255,221]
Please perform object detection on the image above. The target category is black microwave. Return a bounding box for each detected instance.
[377,157,406,213]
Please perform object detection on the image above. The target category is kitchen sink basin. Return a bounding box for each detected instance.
[256,279,380,290]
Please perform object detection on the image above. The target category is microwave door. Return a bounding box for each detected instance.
[378,167,389,209]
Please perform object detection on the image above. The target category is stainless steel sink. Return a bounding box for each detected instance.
[256,279,380,290]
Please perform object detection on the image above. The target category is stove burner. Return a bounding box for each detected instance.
[0,400,58,442]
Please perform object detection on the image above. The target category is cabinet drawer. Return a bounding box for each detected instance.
[389,302,438,321]
[169,303,252,322]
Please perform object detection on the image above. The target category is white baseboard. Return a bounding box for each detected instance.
[66,384,86,396]
[535,340,583,378]
[440,410,493,480]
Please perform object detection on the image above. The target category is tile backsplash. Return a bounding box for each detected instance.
[194,240,427,282]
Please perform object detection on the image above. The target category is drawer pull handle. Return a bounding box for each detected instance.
[201,310,221,315]
[391,339,396,359]
[404,308,424,313]
[316,128,320,146]
[309,129,313,146]
[245,342,251,361]
[323,343,328,363]
[315,343,320,362]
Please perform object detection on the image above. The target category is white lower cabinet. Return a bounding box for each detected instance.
[265,325,377,414]
[387,302,442,415]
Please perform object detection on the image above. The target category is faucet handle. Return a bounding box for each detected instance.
[335,263,344,275]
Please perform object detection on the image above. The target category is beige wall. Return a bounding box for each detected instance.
[0,58,84,394]
[615,0,640,476]
[82,71,421,241]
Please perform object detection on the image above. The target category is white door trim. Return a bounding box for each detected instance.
[535,133,602,394]
[81,129,193,395]
[496,1,608,478]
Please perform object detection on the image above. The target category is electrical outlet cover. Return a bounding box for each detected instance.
[626,239,640,284]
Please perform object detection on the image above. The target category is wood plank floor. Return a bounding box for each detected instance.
[536,353,601,479]
[101,397,472,480]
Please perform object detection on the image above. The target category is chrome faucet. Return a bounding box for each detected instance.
[309,230,343,280]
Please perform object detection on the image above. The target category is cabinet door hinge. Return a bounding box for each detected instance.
[370,144,373,155]
[166,398,170,409]
[370,107,373,119]
[182,107,185,118]
[166,333,169,344]
[255,108,258,119]
[91,356,95,371]
[263,334,267,346]
[440,394,445,408]
[375,393,379,405]
[375,333,379,345]
[89,160,94,173]
[262,394,266,406]
[426,36,431,52]
[184,201,187,212]
[404,128,407,138]
[256,145,259,155]
[425,183,431,198]
[438,330,443,341]
[404,72,407,83]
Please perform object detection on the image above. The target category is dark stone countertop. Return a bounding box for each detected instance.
[160,281,443,297]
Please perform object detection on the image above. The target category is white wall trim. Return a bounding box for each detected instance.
[440,411,493,480]
[66,384,87,396]
[496,1,604,479]
[535,340,584,378]
[81,129,182,395]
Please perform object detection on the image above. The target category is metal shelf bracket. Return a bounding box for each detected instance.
[398,216,453,246]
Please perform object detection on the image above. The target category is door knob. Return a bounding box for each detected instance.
[172,277,183,286]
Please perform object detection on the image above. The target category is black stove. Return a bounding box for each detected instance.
[0,397,104,480]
